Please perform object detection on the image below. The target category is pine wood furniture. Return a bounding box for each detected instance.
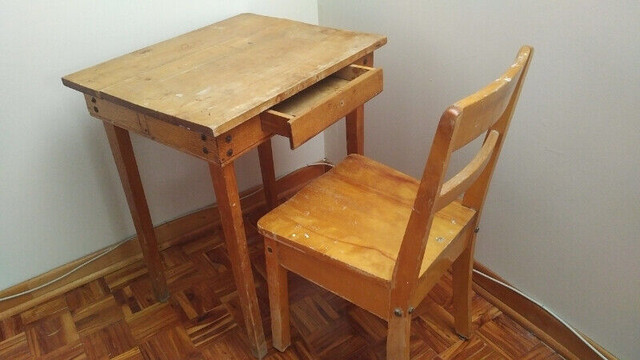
[62,13,386,358]
[258,46,533,359]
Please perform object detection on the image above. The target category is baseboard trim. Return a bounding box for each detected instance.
[0,163,330,319]
[472,262,617,360]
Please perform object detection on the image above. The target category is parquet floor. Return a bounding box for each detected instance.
[0,208,564,359]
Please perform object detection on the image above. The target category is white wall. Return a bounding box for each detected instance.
[0,1,319,290]
[2,1,638,358]
[318,1,639,359]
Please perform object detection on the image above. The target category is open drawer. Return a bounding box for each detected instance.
[261,64,383,149]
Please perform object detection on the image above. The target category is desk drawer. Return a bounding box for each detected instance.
[261,65,382,149]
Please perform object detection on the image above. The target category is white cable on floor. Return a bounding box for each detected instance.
[0,238,129,302]
[472,269,607,360]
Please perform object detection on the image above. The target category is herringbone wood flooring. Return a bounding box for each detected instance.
[0,209,563,359]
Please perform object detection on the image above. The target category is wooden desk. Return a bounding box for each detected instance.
[62,13,386,357]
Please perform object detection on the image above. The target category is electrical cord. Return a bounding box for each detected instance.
[0,161,334,303]
[0,238,129,302]
[472,269,607,360]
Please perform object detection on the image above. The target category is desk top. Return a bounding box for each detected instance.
[62,13,386,137]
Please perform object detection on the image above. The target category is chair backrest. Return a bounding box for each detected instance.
[391,46,533,300]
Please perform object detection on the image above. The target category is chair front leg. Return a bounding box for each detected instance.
[387,314,411,360]
[264,237,291,351]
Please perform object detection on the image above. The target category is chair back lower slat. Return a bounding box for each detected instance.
[435,129,499,211]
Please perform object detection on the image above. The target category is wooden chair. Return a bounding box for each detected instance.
[257,46,533,359]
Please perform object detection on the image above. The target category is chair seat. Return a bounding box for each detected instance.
[258,154,476,282]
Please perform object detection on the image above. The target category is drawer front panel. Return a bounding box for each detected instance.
[261,65,383,149]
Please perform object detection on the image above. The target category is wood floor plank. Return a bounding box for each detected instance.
[80,319,136,359]
[110,346,145,360]
[125,302,181,343]
[72,295,123,336]
[477,313,542,359]
[0,205,566,360]
[20,297,68,325]
[25,311,79,357]
[0,314,24,342]
[438,335,507,359]
[0,332,32,360]
[140,325,202,360]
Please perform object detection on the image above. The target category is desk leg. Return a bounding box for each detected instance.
[209,162,268,359]
[346,104,364,155]
[103,122,169,302]
[258,139,278,210]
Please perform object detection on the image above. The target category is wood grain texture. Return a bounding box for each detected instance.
[0,211,565,359]
[258,154,476,282]
[0,163,613,359]
[103,122,169,302]
[263,65,382,149]
[62,13,386,136]
[257,46,534,360]
[209,163,268,358]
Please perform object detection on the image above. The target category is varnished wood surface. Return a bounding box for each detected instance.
[0,206,564,360]
[62,13,386,137]
[257,47,534,360]
[258,154,477,282]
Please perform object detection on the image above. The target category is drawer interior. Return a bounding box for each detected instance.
[261,64,383,149]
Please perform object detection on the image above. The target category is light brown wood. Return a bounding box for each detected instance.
[208,162,267,358]
[386,315,411,360]
[258,46,533,359]
[103,122,169,302]
[261,65,382,149]
[344,49,372,156]
[346,105,365,155]
[62,13,387,359]
[258,155,476,283]
[86,95,221,163]
[258,139,278,210]
[452,232,476,339]
[63,14,386,137]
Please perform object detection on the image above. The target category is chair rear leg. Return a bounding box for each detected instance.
[264,237,291,351]
[452,229,477,339]
[386,315,411,360]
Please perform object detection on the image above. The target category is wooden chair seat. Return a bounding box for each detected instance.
[258,46,533,359]
[258,154,476,282]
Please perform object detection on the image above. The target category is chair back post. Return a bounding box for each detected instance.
[388,109,457,315]
[389,46,533,315]
[462,46,533,215]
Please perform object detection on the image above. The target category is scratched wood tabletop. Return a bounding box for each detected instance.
[62,13,386,136]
